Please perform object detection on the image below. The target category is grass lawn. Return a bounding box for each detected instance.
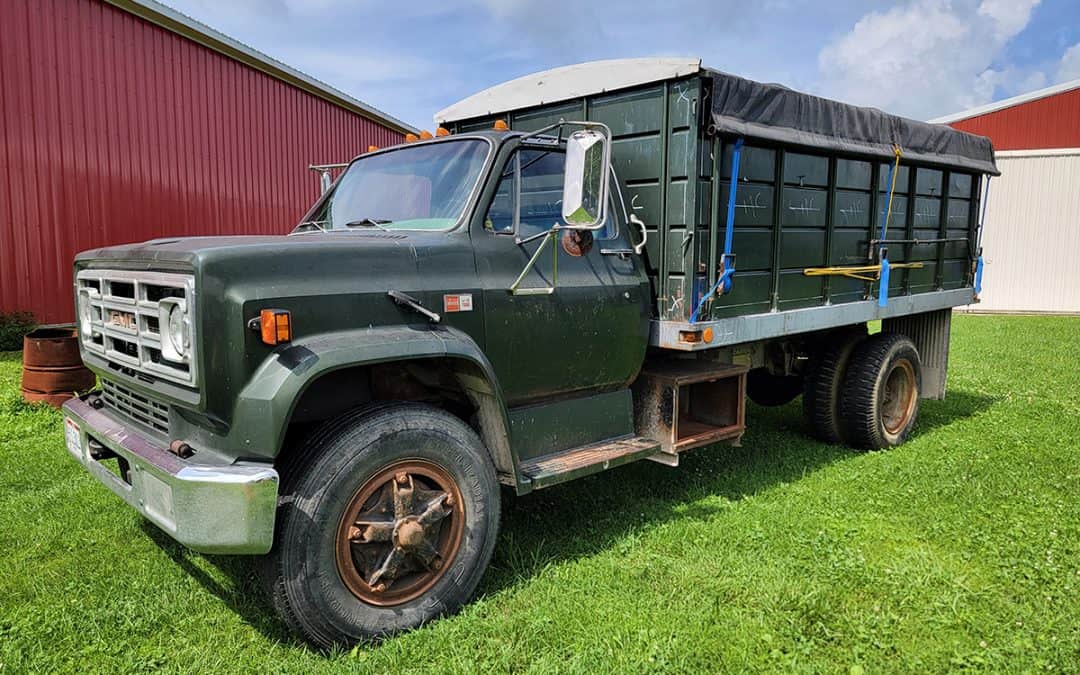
[1,315,1077,673]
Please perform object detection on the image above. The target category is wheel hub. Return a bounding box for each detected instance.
[335,460,464,606]
[394,518,426,550]
[881,359,917,435]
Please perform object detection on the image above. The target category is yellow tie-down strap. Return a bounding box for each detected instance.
[803,262,924,283]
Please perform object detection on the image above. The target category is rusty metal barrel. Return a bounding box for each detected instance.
[21,328,96,407]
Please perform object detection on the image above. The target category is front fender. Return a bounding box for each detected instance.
[172,325,513,474]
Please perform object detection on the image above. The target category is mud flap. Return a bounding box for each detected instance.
[882,309,951,400]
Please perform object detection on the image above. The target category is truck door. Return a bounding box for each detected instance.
[472,146,650,406]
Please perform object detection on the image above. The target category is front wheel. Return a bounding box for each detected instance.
[261,403,500,649]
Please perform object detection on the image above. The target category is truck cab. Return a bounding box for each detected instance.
[62,58,996,648]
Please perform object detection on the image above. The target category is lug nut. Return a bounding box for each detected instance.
[371,582,386,593]
[431,558,443,571]
[395,472,409,485]
[348,526,362,541]
[444,494,454,507]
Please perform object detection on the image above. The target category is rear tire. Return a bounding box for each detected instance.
[803,326,867,443]
[838,333,921,449]
[260,402,500,649]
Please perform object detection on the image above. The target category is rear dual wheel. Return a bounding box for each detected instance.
[803,326,868,443]
[803,329,921,449]
[838,333,922,449]
[261,403,500,649]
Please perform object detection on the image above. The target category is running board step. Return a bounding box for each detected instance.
[519,436,662,490]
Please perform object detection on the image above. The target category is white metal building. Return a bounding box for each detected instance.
[931,80,1080,314]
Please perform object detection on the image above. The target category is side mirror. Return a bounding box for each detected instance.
[561,129,610,228]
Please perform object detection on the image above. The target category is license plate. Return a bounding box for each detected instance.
[64,417,82,458]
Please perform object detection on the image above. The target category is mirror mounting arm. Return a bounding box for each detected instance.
[508,227,559,296]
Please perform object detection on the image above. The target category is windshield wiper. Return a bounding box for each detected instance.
[345,218,393,231]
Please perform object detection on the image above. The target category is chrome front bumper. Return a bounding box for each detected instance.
[62,395,279,554]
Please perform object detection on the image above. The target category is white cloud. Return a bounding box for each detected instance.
[817,0,1040,120]
[977,0,1038,38]
[1059,43,1080,83]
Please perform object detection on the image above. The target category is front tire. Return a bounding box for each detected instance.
[261,403,500,649]
[838,333,922,449]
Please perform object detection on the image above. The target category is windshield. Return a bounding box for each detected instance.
[297,139,489,232]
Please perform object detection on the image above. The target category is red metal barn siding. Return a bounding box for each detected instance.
[948,88,1080,150]
[0,0,404,324]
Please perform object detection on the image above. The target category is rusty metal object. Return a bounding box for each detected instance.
[632,360,748,462]
[335,460,464,607]
[881,359,917,434]
[560,229,593,257]
[21,328,96,407]
[21,327,81,367]
[20,365,96,393]
[20,389,77,407]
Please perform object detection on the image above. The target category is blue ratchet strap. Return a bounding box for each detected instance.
[690,138,743,323]
[878,250,890,308]
[876,145,902,306]
[974,176,991,295]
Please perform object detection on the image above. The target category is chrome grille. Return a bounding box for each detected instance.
[101,378,170,434]
[76,269,197,387]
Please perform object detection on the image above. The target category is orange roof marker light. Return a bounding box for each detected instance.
[493,119,509,131]
[435,127,451,137]
[404,133,419,143]
[367,145,379,153]
[419,130,433,139]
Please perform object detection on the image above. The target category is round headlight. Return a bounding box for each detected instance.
[167,303,188,355]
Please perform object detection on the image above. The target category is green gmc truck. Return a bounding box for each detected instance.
[62,58,998,648]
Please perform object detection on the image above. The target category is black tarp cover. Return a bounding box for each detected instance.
[708,70,999,175]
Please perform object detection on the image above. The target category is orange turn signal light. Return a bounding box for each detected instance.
[435,127,450,137]
[419,130,433,140]
[260,309,292,346]
[404,133,419,143]
[678,330,703,344]
[493,119,509,131]
[367,144,379,152]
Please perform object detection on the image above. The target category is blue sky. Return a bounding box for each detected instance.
[163,0,1080,131]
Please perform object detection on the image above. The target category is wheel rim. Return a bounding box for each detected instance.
[335,459,464,607]
[881,359,917,435]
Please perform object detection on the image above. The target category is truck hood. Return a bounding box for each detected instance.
[75,232,420,269]
[73,230,453,311]
[74,230,456,289]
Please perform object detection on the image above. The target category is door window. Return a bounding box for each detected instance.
[485,149,617,239]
